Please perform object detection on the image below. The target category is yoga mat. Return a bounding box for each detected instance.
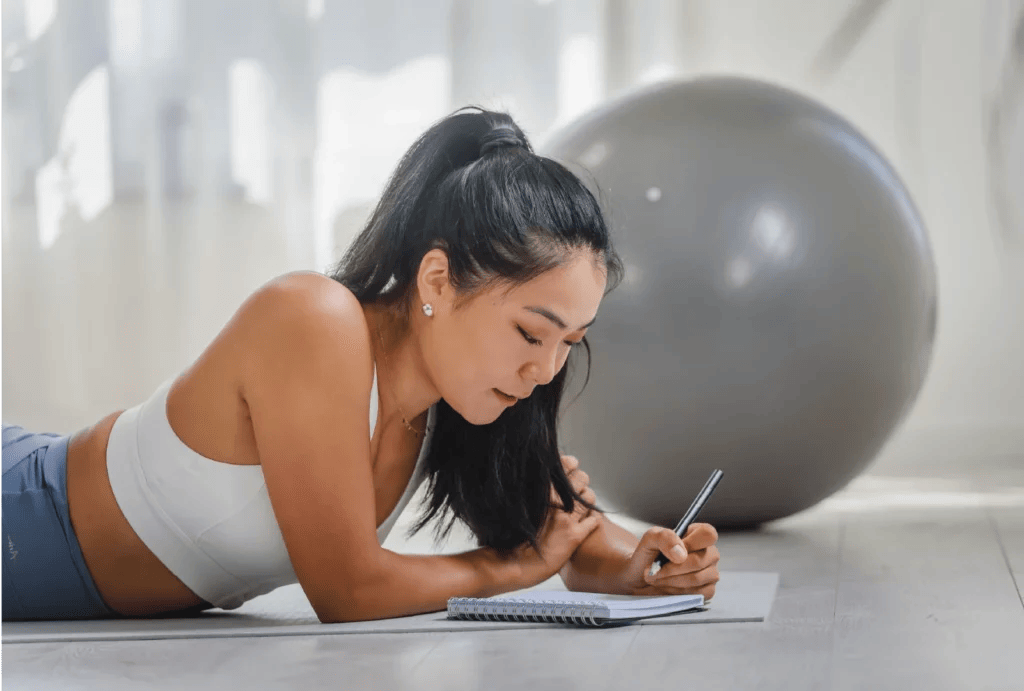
[3,571,778,643]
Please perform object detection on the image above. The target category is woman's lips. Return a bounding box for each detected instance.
[494,389,518,402]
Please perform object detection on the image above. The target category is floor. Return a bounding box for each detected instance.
[3,451,1023,690]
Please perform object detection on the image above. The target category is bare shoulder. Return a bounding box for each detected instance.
[230,272,374,405]
[241,271,366,330]
[237,272,370,362]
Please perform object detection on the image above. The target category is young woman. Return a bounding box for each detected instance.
[2,107,720,623]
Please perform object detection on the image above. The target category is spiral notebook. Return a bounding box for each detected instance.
[447,590,706,627]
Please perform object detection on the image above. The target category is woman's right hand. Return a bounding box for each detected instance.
[510,474,602,588]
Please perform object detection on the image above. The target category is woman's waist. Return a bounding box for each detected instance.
[65,410,214,615]
[66,408,124,512]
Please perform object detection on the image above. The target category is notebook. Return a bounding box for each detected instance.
[447,590,706,627]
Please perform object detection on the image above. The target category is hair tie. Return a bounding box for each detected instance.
[480,126,523,156]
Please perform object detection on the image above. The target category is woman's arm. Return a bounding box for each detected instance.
[337,547,519,622]
[551,454,639,593]
[237,274,591,622]
[240,275,524,621]
[552,454,720,597]
[365,492,603,621]
[559,511,639,594]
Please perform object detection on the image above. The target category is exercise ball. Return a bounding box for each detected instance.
[547,77,938,529]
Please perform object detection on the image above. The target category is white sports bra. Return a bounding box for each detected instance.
[105,369,435,610]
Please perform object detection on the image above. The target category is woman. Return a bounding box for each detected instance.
[2,107,720,623]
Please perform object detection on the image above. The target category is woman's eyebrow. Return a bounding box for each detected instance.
[523,306,597,331]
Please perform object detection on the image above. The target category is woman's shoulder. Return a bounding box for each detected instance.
[251,271,361,311]
[230,271,374,381]
[241,271,366,330]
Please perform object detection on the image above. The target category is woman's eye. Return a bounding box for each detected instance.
[518,325,583,348]
[517,325,542,346]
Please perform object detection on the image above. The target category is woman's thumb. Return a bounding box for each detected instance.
[639,528,687,566]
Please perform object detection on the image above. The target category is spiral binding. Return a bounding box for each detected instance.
[447,597,606,627]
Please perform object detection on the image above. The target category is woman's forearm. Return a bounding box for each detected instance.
[324,514,643,622]
[559,512,639,593]
[319,547,521,623]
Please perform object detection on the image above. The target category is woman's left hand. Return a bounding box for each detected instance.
[617,523,721,601]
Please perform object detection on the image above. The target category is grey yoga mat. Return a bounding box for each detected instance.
[3,571,778,643]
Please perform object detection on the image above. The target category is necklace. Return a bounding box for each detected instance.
[375,324,424,438]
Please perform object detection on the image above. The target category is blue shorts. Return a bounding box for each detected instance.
[2,424,118,620]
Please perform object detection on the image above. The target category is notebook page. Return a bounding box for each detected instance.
[494,590,704,612]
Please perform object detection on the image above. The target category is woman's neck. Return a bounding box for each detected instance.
[366,304,437,427]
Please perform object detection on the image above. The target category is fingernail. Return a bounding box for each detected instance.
[671,545,686,560]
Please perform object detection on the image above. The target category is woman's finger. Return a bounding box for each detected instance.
[560,455,580,473]
[634,527,687,576]
[648,545,720,579]
[551,482,592,513]
[549,483,565,511]
[647,562,720,591]
[569,472,590,495]
[682,523,718,552]
[641,583,715,601]
[646,578,717,601]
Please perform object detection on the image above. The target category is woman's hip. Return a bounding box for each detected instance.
[2,424,117,621]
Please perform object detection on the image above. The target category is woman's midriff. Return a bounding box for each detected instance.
[66,411,213,617]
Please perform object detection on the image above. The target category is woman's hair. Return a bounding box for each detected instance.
[328,106,623,556]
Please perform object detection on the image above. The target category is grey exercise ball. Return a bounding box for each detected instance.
[547,77,938,529]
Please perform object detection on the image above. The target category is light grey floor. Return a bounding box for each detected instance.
[4,451,1023,691]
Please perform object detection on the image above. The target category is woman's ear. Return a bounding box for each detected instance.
[417,248,453,309]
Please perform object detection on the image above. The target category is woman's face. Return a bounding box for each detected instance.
[420,250,608,425]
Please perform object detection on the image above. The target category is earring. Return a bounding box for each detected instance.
[422,303,434,317]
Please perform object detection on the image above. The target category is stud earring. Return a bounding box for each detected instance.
[422,303,434,317]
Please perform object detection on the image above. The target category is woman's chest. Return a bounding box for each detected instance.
[370,425,423,528]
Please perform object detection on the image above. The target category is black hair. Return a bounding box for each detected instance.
[328,106,623,556]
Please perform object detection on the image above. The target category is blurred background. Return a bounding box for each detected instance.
[2,0,1022,476]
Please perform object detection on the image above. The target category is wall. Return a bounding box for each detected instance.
[2,0,1021,472]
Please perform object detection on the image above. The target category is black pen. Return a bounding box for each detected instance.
[652,469,724,572]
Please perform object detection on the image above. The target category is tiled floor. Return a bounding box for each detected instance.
[4,457,1023,690]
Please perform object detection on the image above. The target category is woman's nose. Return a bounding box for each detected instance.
[524,349,561,386]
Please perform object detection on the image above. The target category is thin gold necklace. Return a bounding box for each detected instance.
[375,324,424,438]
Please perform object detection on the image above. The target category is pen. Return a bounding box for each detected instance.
[652,469,724,571]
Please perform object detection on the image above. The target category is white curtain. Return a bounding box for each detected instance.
[3,0,1022,452]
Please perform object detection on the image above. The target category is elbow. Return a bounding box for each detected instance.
[315,609,359,625]
[311,594,356,624]
[313,592,386,624]
[312,597,375,624]
[310,594,360,624]
[310,564,398,624]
